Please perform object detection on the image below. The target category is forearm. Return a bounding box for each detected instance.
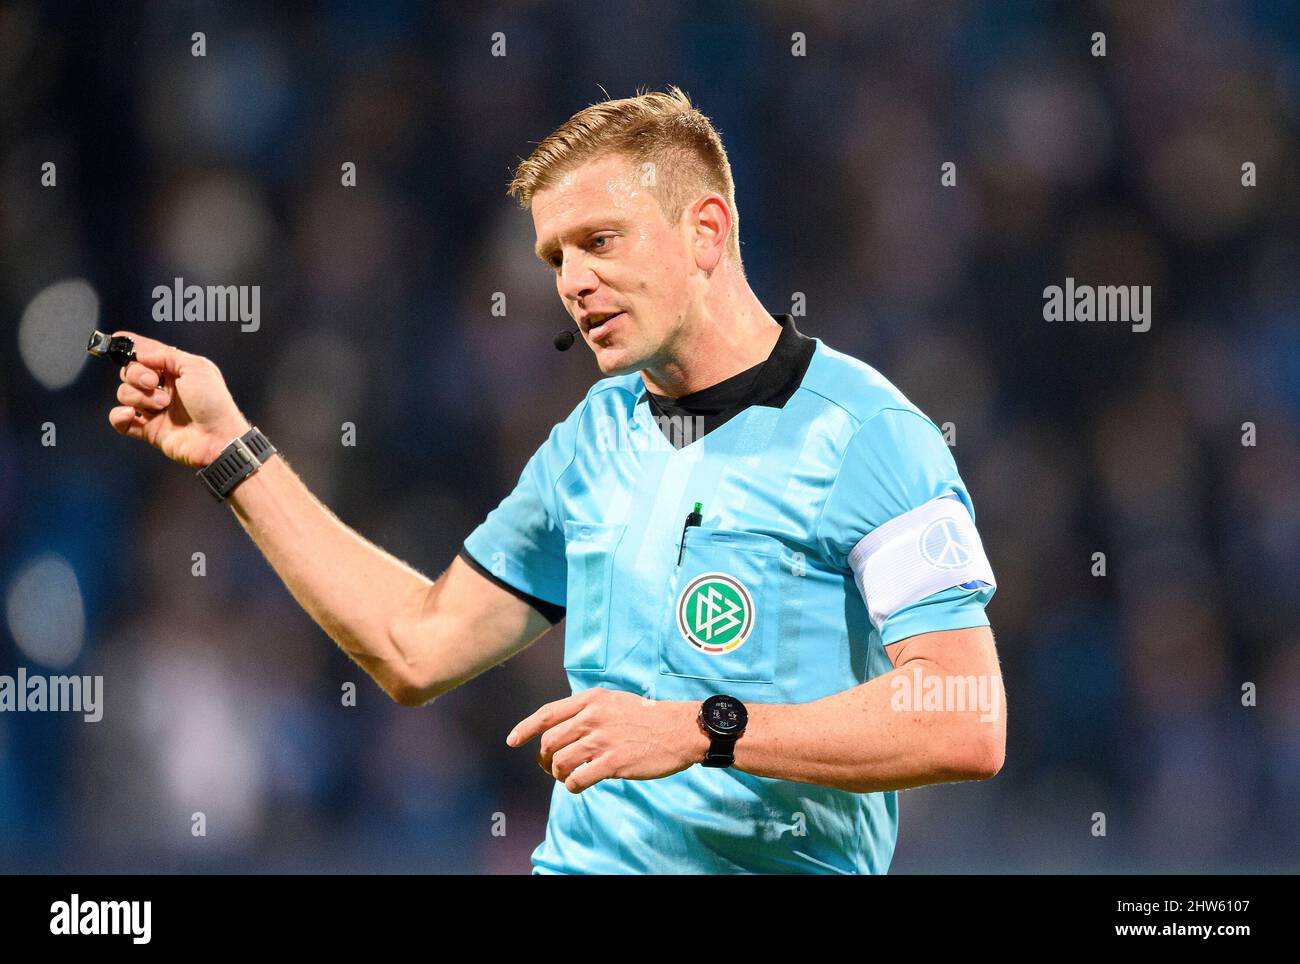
[226,453,430,698]
[709,660,1005,793]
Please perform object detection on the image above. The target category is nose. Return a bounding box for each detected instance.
[557,256,598,303]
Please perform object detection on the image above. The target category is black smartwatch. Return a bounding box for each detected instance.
[698,694,748,768]
[196,426,277,501]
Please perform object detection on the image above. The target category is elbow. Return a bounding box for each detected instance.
[958,728,1005,781]
[389,679,435,708]
[379,646,441,707]
[384,612,445,708]
[387,663,452,708]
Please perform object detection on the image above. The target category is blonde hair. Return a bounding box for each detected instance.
[507,86,742,264]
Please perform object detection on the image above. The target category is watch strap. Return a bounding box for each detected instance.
[702,734,739,768]
[196,426,276,501]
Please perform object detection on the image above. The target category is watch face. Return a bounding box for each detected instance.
[701,695,747,736]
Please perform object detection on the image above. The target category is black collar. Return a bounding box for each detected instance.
[643,313,815,444]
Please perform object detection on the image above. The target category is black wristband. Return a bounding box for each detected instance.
[196,426,277,501]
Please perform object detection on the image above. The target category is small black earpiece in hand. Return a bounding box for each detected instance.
[87,330,165,389]
[87,330,137,366]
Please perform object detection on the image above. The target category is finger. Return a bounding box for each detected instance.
[116,380,170,413]
[111,330,186,377]
[108,406,147,440]
[565,755,614,794]
[120,361,162,392]
[507,693,589,747]
[537,713,588,772]
[549,739,596,783]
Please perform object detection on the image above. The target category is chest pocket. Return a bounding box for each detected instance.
[563,520,626,673]
[659,528,787,684]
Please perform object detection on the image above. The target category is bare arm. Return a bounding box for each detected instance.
[228,455,554,705]
[106,331,553,707]
[726,625,1006,790]
[511,624,1005,794]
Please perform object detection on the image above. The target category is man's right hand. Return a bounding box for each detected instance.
[106,331,251,469]
[103,331,554,708]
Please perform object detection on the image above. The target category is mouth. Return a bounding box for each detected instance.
[584,311,624,339]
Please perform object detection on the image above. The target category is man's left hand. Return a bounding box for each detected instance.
[506,688,708,793]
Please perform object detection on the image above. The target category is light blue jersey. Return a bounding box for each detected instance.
[463,316,996,874]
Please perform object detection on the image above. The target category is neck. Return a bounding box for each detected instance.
[640,280,780,398]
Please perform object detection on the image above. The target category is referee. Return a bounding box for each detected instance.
[108,87,1004,875]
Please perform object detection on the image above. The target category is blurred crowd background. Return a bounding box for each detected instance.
[1,1,1297,873]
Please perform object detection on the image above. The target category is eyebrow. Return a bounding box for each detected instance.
[534,218,631,265]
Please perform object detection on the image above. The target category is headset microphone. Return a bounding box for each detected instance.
[553,329,579,351]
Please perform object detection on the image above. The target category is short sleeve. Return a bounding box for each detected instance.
[816,407,996,645]
[461,400,586,621]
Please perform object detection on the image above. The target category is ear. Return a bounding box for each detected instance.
[687,192,731,272]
